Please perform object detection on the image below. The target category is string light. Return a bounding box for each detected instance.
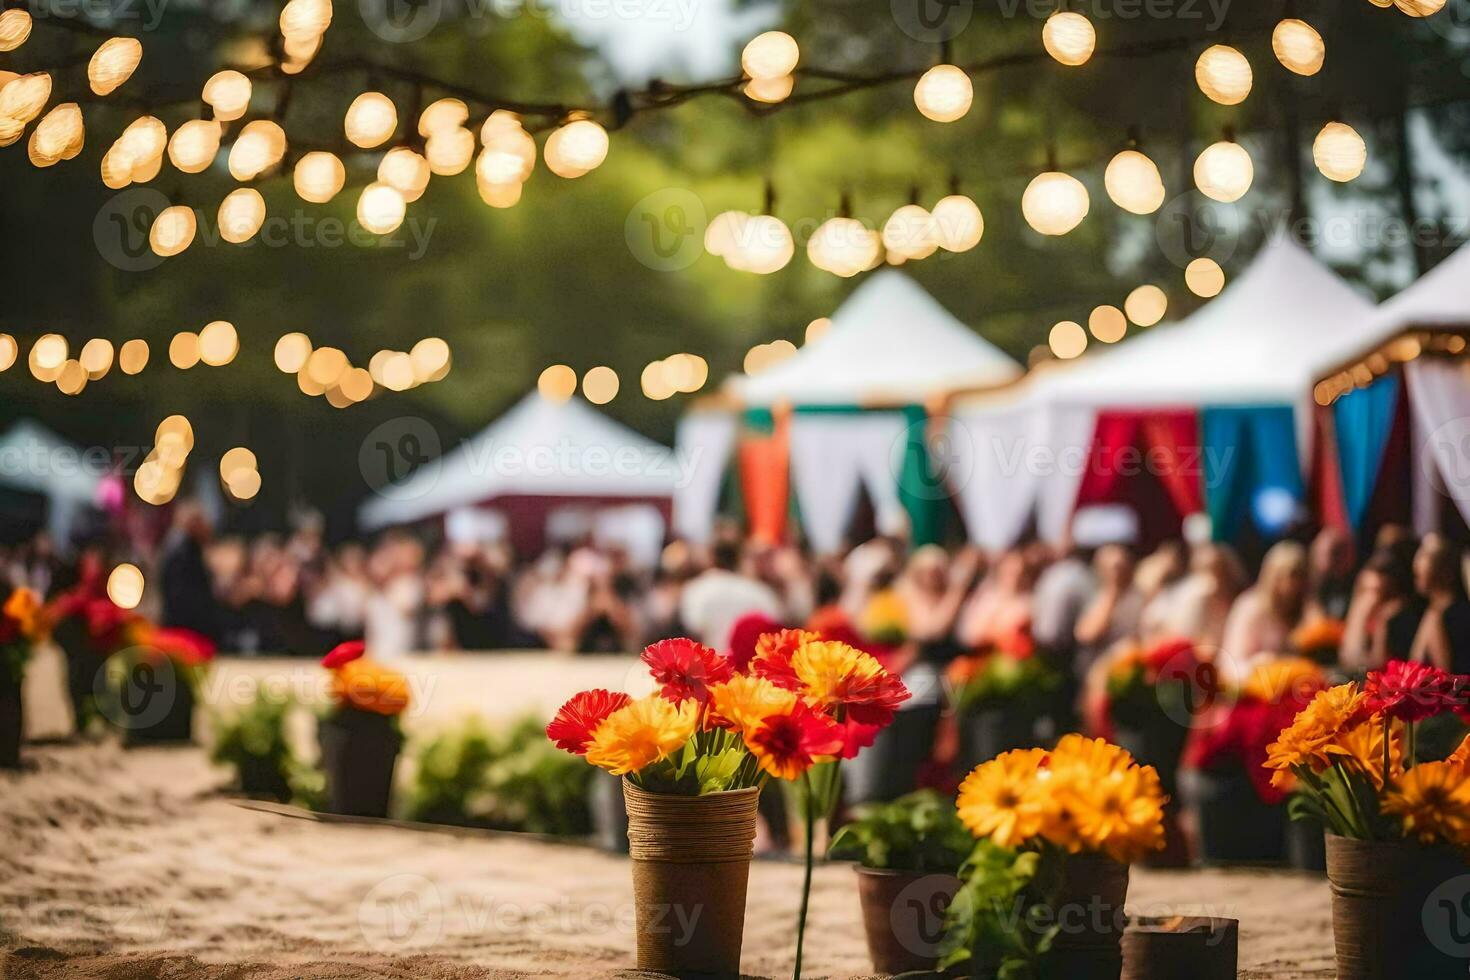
[294,151,346,203]
[882,205,937,260]
[228,119,286,180]
[29,103,84,167]
[1195,45,1253,106]
[641,361,675,400]
[1049,321,1088,359]
[379,147,431,202]
[744,75,794,104]
[808,216,881,277]
[726,214,794,274]
[1022,170,1089,236]
[478,111,536,185]
[219,447,257,484]
[1124,285,1168,327]
[1104,149,1165,215]
[168,119,221,173]
[79,338,114,378]
[345,92,397,149]
[426,126,474,176]
[544,115,609,178]
[805,318,833,344]
[150,206,197,257]
[1313,122,1367,182]
[741,32,799,79]
[88,38,143,96]
[930,194,984,252]
[274,333,312,373]
[409,337,451,381]
[743,339,798,375]
[913,65,972,123]
[0,335,15,372]
[218,189,266,243]
[119,339,149,374]
[202,70,252,122]
[357,182,406,235]
[1194,139,1253,203]
[582,365,619,404]
[1089,305,1128,343]
[1395,0,1446,16]
[0,10,32,52]
[419,98,469,137]
[56,359,87,395]
[107,563,145,609]
[1185,257,1226,297]
[537,364,577,402]
[33,334,67,372]
[198,320,239,366]
[1272,19,1325,76]
[1042,11,1095,67]
[169,331,202,368]
[306,346,348,386]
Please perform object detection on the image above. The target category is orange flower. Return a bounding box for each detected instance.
[1383,761,1470,847]
[790,638,910,726]
[1069,764,1168,863]
[1243,657,1326,704]
[1325,714,1403,789]
[331,658,411,716]
[1448,733,1470,771]
[744,701,843,781]
[3,587,45,641]
[708,674,797,737]
[956,748,1051,848]
[583,694,697,776]
[1290,618,1345,656]
[750,628,820,690]
[1264,682,1368,788]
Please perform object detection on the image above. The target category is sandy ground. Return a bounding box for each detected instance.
[1,647,1336,978]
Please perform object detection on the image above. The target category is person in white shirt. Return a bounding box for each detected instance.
[679,539,783,652]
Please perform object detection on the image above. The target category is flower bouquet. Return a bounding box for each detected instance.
[547,631,908,977]
[318,640,410,817]
[89,598,215,744]
[1096,637,1200,796]
[0,588,45,768]
[1290,616,1346,666]
[948,629,1060,770]
[829,789,973,975]
[1183,657,1326,866]
[940,736,1167,979]
[1264,661,1470,979]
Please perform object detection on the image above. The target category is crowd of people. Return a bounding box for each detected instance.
[6,504,1470,686]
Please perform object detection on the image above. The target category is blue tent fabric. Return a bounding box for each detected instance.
[1202,406,1304,540]
[1333,374,1400,529]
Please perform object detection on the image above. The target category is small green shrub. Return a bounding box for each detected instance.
[828,789,974,874]
[210,693,296,802]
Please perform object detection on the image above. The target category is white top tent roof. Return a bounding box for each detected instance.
[734,269,1023,407]
[1365,240,1470,335]
[974,233,1378,411]
[360,392,678,530]
[0,419,103,503]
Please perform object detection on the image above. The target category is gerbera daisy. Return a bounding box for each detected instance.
[321,639,366,670]
[1264,682,1368,786]
[1070,765,1168,863]
[707,674,797,736]
[1448,733,1470,770]
[1364,660,1457,723]
[546,689,633,755]
[956,748,1050,848]
[584,694,698,776]
[1243,657,1326,705]
[641,637,732,703]
[1049,733,1139,780]
[745,701,844,781]
[1383,760,1470,847]
[750,629,820,690]
[790,639,910,726]
[332,658,411,716]
[1325,714,1403,789]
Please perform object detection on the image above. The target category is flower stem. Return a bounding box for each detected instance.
[793,771,815,980]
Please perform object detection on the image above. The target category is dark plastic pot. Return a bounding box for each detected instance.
[319,707,402,818]
[53,618,99,733]
[1327,834,1470,979]
[119,660,196,745]
[844,704,940,805]
[1040,854,1130,980]
[236,755,292,802]
[1284,814,1327,873]
[0,675,21,769]
[958,706,1035,773]
[854,867,960,975]
[1180,767,1284,865]
[1112,714,1188,797]
[1123,916,1238,980]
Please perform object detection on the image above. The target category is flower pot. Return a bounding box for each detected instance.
[844,703,940,805]
[318,707,402,818]
[1122,916,1237,980]
[236,754,292,802]
[1178,767,1284,864]
[1112,715,1188,798]
[623,779,759,978]
[854,867,960,975]
[118,660,196,745]
[958,706,1034,772]
[1040,853,1130,980]
[0,675,21,770]
[1326,834,1470,979]
[54,618,99,733]
[1283,814,1327,873]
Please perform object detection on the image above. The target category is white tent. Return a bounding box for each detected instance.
[0,419,104,545]
[360,393,680,557]
[734,269,1023,407]
[1364,240,1470,337]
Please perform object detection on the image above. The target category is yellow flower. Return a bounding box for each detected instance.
[584,694,698,776]
[1325,714,1403,789]
[1069,765,1168,864]
[1049,733,1139,779]
[1243,657,1326,704]
[708,674,797,737]
[1383,761,1470,847]
[1264,682,1368,786]
[956,748,1050,848]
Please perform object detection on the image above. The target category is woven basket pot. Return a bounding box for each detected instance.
[1326,834,1470,979]
[854,867,960,975]
[1039,853,1130,980]
[623,780,760,978]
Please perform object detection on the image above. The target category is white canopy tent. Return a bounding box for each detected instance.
[360,392,680,562]
[0,419,104,546]
[734,269,1023,407]
[1365,240,1470,335]
[948,233,1380,547]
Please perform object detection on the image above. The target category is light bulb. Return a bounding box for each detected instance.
[1313,122,1367,182]
[1272,19,1325,76]
[149,206,197,257]
[1043,12,1095,67]
[0,10,31,52]
[1049,321,1088,359]
[0,73,51,124]
[32,103,83,164]
[538,364,577,403]
[582,366,619,405]
[1088,305,1128,343]
[544,117,609,178]
[1194,140,1254,203]
[1124,285,1168,327]
[741,31,799,79]
[882,204,938,260]
[478,111,536,183]
[1022,171,1090,236]
[119,339,149,374]
[704,211,749,258]
[88,37,142,96]
[345,92,396,148]
[1186,257,1226,297]
[733,214,795,274]
[1104,149,1166,215]
[913,65,973,122]
[418,98,468,137]
[168,119,221,173]
[744,75,794,103]
[930,194,984,252]
[425,127,473,176]
[274,333,312,373]
[218,188,266,244]
[228,119,285,180]
[199,320,238,366]
[294,151,345,203]
[202,70,251,122]
[807,217,881,277]
[379,147,431,202]
[1195,45,1252,106]
[357,182,406,235]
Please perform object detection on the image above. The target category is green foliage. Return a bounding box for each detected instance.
[403,715,595,836]
[627,726,767,796]
[0,642,28,688]
[955,654,1063,712]
[938,839,1058,979]
[209,692,297,802]
[828,789,974,874]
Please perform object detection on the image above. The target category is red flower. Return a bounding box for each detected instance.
[642,638,733,703]
[750,629,817,690]
[146,627,216,666]
[726,613,784,673]
[322,640,367,670]
[747,702,844,780]
[1145,637,1197,680]
[1365,660,1457,723]
[546,689,633,755]
[834,717,881,760]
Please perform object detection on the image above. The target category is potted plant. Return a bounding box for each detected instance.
[829,789,973,975]
[318,640,410,818]
[0,587,45,769]
[1264,660,1470,979]
[940,736,1167,980]
[1182,657,1326,866]
[1097,638,1199,793]
[210,691,296,801]
[547,630,908,978]
[89,599,215,745]
[1289,617,1345,667]
[948,630,1059,771]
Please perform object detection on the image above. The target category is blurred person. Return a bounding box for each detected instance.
[10,531,60,596]
[516,549,592,651]
[308,543,371,640]
[1341,551,1414,672]
[1073,545,1143,677]
[679,538,782,651]
[957,549,1035,650]
[159,501,220,642]
[1219,540,1309,682]
[365,533,426,657]
[1144,542,1247,649]
[1409,534,1470,673]
[897,545,981,665]
[1308,526,1357,621]
[840,535,902,618]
